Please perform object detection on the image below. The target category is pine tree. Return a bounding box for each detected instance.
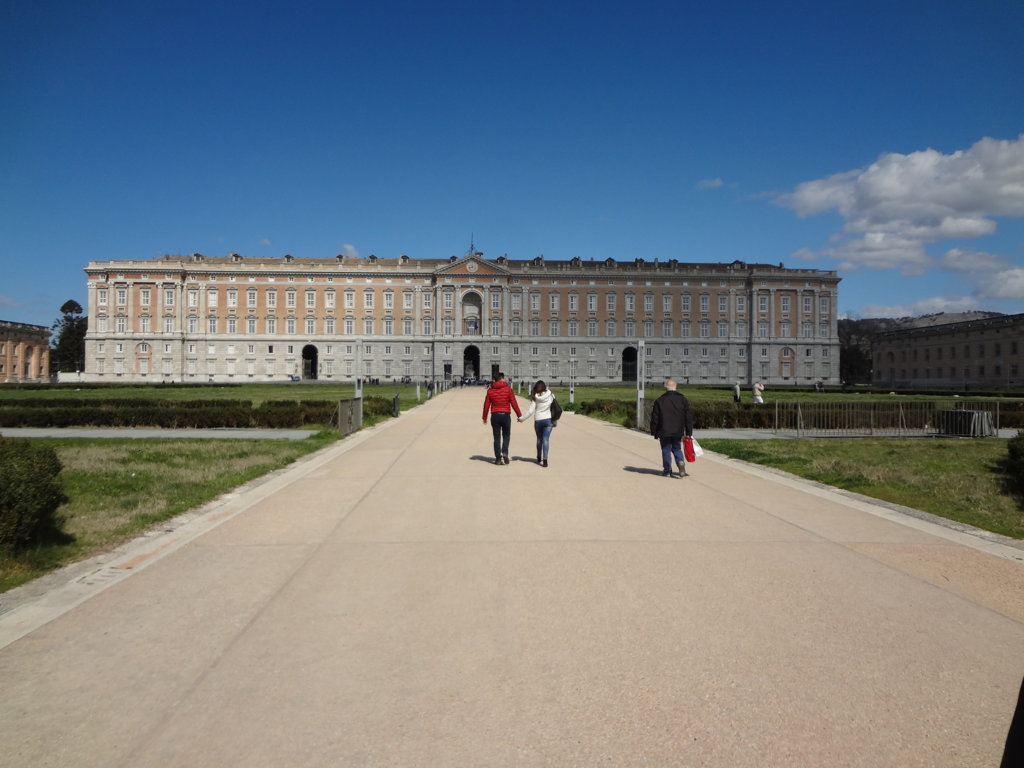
[50,299,87,374]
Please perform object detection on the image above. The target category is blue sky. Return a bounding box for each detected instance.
[2,0,1023,329]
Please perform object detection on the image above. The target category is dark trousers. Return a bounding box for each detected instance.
[490,412,511,459]
[659,436,684,472]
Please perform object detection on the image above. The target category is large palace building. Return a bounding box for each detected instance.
[81,251,841,385]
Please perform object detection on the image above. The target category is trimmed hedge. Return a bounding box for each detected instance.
[0,439,68,554]
[0,398,383,429]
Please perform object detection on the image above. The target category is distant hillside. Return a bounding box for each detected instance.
[837,312,1005,383]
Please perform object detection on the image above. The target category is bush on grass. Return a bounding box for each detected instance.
[0,439,69,554]
[1007,431,1024,496]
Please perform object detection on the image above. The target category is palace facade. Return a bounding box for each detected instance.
[1,320,50,383]
[81,252,841,385]
[872,312,1024,390]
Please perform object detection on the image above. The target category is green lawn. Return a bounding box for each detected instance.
[699,437,1024,539]
[0,432,338,592]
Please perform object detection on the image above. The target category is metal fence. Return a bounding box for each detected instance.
[638,398,1002,438]
[771,400,999,437]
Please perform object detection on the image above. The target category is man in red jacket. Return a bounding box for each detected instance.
[482,371,522,465]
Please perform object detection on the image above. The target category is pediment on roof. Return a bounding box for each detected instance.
[435,256,508,276]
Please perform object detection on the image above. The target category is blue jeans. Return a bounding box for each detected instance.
[659,436,684,473]
[490,412,511,459]
[534,418,553,460]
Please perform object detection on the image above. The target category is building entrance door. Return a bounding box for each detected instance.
[621,347,637,382]
[302,345,318,380]
[463,345,480,380]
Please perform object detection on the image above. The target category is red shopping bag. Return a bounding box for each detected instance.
[683,436,696,463]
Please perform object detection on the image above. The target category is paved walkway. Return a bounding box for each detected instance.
[1,389,1022,767]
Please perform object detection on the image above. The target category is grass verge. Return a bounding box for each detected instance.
[699,437,1024,539]
[0,431,338,593]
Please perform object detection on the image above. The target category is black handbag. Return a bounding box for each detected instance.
[550,397,562,423]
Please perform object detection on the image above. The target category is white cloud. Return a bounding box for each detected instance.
[259,238,272,247]
[341,243,360,259]
[0,295,18,308]
[975,267,1024,300]
[777,134,1024,272]
[697,178,725,189]
[859,295,980,319]
[939,247,1007,273]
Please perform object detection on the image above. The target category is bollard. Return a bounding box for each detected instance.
[392,394,400,417]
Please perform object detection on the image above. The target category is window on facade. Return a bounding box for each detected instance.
[227,290,237,308]
[699,321,710,338]
[208,317,217,333]
[511,319,521,335]
[718,322,728,337]
[718,295,728,313]
[780,322,791,337]
[736,296,746,312]
[662,320,672,337]
[606,320,616,336]
[286,318,296,334]
[643,321,653,337]
[530,320,540,336]
[587,320,597,337]
[644,294,653,312]
[588,293,598,312]
[606,294,616,312]
[306,291,316,309]
[365,318,374,334]
[364,291,374,309]
[624,320,635,336]
[699,294,709,312]
[625,294,635,312]
[383,292,393,310]
[384,318,393,335]
[140,288,151,306]
[286,291,296,309]
[780,296,790,313]
[758,321,768,337]
[758,296,768,313]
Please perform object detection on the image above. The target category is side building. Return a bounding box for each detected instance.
[82,252,841,386]
[872,312,1024,390]
[0,320,51,383]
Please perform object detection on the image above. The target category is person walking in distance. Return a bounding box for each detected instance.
[732,381,741,404]
[482,371,522,465]
[650,378,694,477]
[518,379,555,467]
[753,380,765,405]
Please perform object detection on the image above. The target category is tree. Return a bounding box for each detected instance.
[50,299,87,374]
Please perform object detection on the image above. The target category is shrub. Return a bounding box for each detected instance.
[1007,430,1024,496]
[0,439,69,554]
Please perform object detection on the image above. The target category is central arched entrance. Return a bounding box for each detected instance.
[302,344,318,380]
[621,346,637,382]
[463,345,480,381]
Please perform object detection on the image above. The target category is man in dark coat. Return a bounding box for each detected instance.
[650,378,694,477]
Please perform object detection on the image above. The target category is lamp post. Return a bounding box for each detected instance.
[569,355,576,405]
[355,339,363,399]
[636,339,645,427]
